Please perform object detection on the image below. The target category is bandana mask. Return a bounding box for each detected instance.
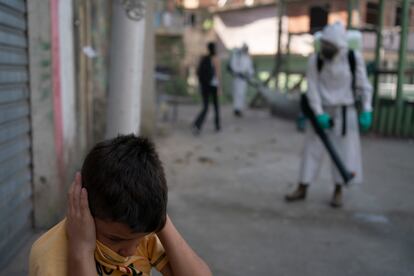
[95,240,143,275]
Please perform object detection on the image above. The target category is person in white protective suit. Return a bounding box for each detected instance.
[285,22,373,208]
[229,43,254,117]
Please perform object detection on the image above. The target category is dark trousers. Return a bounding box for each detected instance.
[193,84,220,130]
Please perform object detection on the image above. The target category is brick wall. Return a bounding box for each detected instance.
[286,0,347,33]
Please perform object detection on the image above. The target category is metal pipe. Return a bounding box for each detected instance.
[394,0,410,135]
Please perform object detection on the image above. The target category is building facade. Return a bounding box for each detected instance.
[0,0,156,266]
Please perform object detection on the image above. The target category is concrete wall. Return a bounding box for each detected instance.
[214,5,286,56]
[28,0,86,228]
[28,0,158,228]
[183,25,216,68]
[286,0,348,33]
[358,0,414,28]
[286,0,414,34]
[28,0,61,228]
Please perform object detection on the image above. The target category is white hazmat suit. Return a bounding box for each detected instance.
[229,48,254,112]
[300,23,373,186]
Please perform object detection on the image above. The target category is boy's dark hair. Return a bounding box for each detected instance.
[81,135,168,233]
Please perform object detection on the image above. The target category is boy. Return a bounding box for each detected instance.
[29,135,212,276]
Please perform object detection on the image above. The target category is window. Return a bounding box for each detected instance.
[395,6,412,26]
[185,13,196,27]
[366,2,379,25]
[309,5,329,34]
[395,6,402,26]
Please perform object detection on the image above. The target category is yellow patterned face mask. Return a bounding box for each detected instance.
[95,240,143,275]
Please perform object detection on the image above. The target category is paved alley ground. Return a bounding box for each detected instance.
[4,104,414,276]
[156,105,414,276]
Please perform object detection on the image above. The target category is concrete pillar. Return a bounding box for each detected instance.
[140,0,156,137]
[106,0,147,138]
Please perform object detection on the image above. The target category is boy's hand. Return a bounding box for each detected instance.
[66,172,96,256]
[158,215,212,276]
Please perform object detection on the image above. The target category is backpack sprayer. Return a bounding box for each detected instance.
[227,29,363,184]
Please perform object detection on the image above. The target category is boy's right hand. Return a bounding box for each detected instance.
[66,172,96,256]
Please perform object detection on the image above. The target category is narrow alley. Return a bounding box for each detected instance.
[155,105,414,275]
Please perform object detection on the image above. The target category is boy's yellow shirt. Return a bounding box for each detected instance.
[29,219,168,276]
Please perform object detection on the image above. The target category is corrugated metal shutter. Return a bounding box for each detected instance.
[0,0,32,266]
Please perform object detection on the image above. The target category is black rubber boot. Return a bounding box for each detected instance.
[330,185,343,208]
[285,183,308,202]
[234,110,243,117]
[191,125,201,136]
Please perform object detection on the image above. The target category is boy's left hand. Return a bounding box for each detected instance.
[66,172,96,256]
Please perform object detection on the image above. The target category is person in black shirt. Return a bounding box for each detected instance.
[192,42,221,135]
